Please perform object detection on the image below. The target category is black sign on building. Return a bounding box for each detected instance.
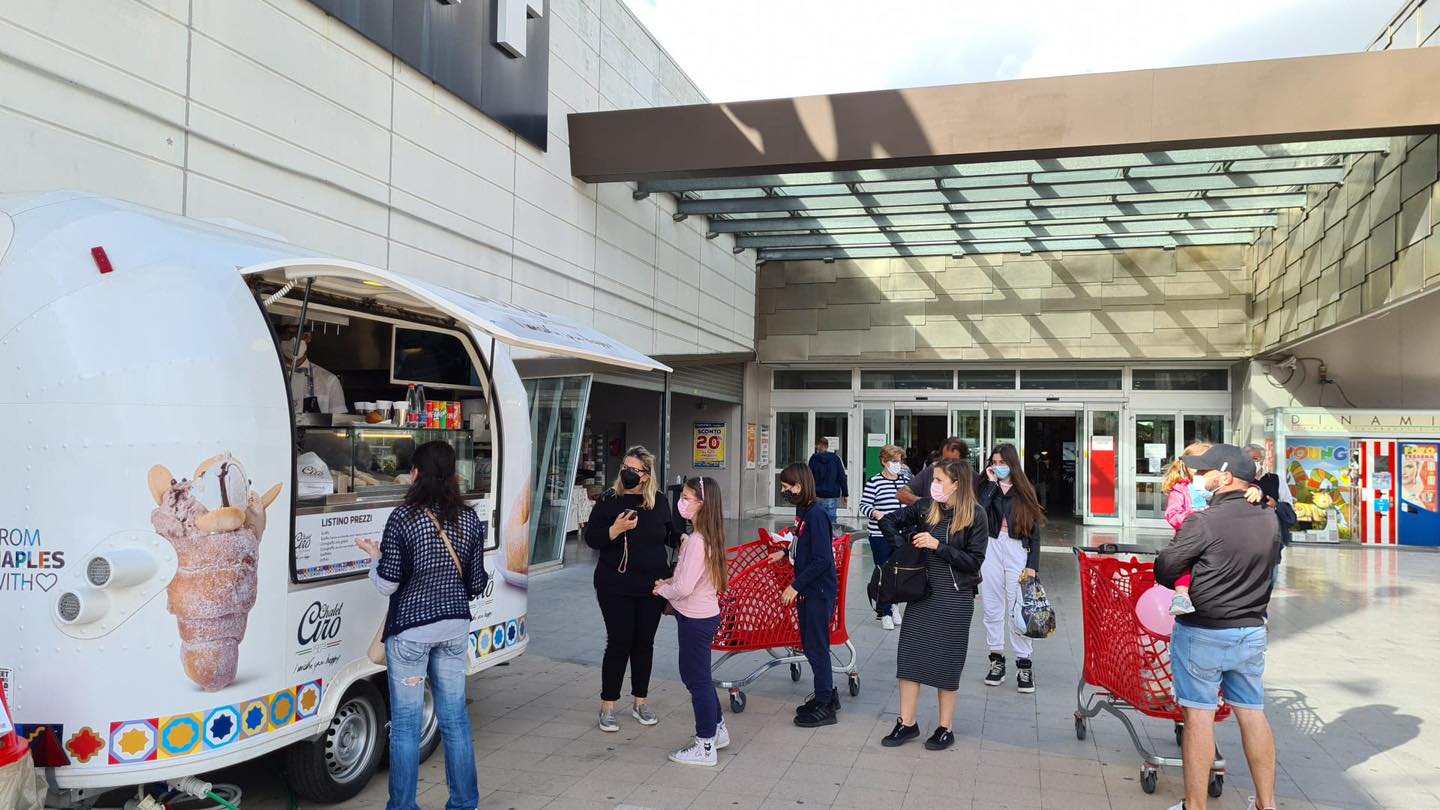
[310,0,550,151]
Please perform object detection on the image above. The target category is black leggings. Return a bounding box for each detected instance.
[596,591,667,701]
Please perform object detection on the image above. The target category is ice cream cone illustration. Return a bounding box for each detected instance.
[148,454,281,692]
[501,484,532,588]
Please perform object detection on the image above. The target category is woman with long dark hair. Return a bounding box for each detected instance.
[877,459,987,751]
[583,446,677,732]
[356,441,489,810]
[776,462,839,727]
[978,443,1048,694]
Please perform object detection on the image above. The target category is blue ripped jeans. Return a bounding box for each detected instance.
[385,635,478,810]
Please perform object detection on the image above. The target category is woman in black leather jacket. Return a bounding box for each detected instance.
[876,459,988,751]
[977,442,1047,694]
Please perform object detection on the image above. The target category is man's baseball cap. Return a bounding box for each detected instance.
[1181,443,1257,483]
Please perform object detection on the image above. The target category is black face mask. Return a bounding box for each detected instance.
[782,490,800,504]
[620,469,642,490]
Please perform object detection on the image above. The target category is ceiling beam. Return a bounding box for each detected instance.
[756,231,1254,261]
[734,214,1281,248]
[705,193,1309,233]
[634,139,1388,194]
[570,48,1440,183]
[678,167,1341,215]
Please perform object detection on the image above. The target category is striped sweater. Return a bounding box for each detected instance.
[860,471,911,538]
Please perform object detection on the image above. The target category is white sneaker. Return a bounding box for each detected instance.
[881,615,896,631]
[667,736,717,766]
[892,609,903,626]
[1166,803,1184,810]
[714,719,730,749]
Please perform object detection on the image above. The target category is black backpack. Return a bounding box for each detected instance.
[877,532,931,604]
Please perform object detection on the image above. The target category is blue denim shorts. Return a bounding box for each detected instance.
[1170,623,1267,711]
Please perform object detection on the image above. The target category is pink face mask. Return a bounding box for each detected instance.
[929,480,950,503]
[678,495,699,521]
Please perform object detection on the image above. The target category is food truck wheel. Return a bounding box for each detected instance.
[285,680,385,803]
[381,678,441,766]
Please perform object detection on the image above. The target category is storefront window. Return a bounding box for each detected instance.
[1184,414,1226,446]
[1020,369,1122,390]
[815,412,851,491]
[957,369,1017,389]
[860,370,953,389]
[1134,413,1178,521]
[1132,369,1229,391]
[773,370,851,390]
[952,409,982,471]
[523,376,592,569]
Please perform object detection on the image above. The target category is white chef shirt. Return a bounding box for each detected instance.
[288,361,348,415]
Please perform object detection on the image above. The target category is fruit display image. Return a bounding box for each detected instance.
[147,454,282,691]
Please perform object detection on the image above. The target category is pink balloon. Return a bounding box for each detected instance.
[1135,584,1177,638]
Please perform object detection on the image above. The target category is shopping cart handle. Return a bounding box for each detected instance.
[1075,543,1159,556]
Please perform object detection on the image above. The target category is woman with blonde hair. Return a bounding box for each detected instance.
[878,459,988,751]
[583,446,678,732]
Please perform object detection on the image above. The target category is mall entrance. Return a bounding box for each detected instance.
[1023,412,1079,520]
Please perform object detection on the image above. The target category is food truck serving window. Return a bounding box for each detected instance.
[283,311,499,583]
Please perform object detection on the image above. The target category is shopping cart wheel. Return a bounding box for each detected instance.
[1174,722,1184,748]
[789,663,801,682]
[1140,769,1158,794]
[1073,715,1086,740]
[729,691,747,713]
[1208,773,1224,798]
[848,674,860,696]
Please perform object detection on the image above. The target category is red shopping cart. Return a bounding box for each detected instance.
[710,531,859,713]
[1073,545,1231,798]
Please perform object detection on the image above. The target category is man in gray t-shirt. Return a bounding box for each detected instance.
[897,437,970,506]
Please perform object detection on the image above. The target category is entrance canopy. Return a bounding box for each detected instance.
[569,49,1440,262]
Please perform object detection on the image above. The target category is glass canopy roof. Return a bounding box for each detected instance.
[634,139,1388,262]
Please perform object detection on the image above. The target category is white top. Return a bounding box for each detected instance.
[287,360,348,415]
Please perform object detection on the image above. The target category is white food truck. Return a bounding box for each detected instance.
[0,192,667,806]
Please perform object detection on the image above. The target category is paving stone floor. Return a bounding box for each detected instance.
[224,520,1440,809]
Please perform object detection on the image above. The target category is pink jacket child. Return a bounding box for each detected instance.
[1165,484,1199,605]
[656,532,720,619]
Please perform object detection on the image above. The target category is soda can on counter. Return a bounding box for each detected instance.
[447,401,461,430]
[432,400,446,429]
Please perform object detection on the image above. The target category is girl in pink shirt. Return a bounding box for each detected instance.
[654,476,729,766]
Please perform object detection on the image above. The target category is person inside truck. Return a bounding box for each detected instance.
[276,319,348,415]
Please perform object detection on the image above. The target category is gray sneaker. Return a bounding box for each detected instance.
[632,702,658,726]
[598,709,619,732]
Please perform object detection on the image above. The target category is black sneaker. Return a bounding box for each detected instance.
[984,654,1006,687]
[881,718,920,747]
[794,701,837,728]
[924,726,955,751]
[794,687,840,716]
[1016,665,1035,694]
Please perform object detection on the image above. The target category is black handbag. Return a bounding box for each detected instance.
[878,535,931,604]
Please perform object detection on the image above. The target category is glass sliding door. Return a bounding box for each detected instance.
[1184,413,1227,447]
[950,407,983,473]
[862,407,891,479]
[772,411,810,505]
[1084,407,1121,523]
[893,405,948,475]
[522,375,593,569]
[989,407,1023,456]
[815,411,853,512]
[1132,412,1178,524]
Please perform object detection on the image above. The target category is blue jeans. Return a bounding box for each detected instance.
[1170,623,1267,712]
[868,533,893,617]
[675,613,723,738]
[385,635,478,810]
[817,498,839,526]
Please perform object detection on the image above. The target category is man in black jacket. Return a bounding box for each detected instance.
[1156,444,1279,810]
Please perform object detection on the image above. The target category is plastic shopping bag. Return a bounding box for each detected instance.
[0,756,45,810]
[1012,574,1057,640]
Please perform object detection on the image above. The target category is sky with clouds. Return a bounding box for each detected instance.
[621,0,1400,102]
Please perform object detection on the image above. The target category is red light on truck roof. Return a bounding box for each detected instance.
[91,246,113,274]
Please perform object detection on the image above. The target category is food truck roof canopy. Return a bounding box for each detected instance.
[245,263,670,373]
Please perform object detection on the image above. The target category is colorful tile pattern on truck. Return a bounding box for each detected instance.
[109,681,321,766]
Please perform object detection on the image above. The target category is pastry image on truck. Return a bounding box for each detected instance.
[0,192,669,805]
[148,454,282,692]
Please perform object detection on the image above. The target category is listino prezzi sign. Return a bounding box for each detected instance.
[310,0,550,150]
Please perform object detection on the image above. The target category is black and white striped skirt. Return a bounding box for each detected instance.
[895,553,975,690]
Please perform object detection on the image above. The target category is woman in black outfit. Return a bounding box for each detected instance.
[878,459,988,751]
[978,443,1047,694]
[583,445,678,732]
